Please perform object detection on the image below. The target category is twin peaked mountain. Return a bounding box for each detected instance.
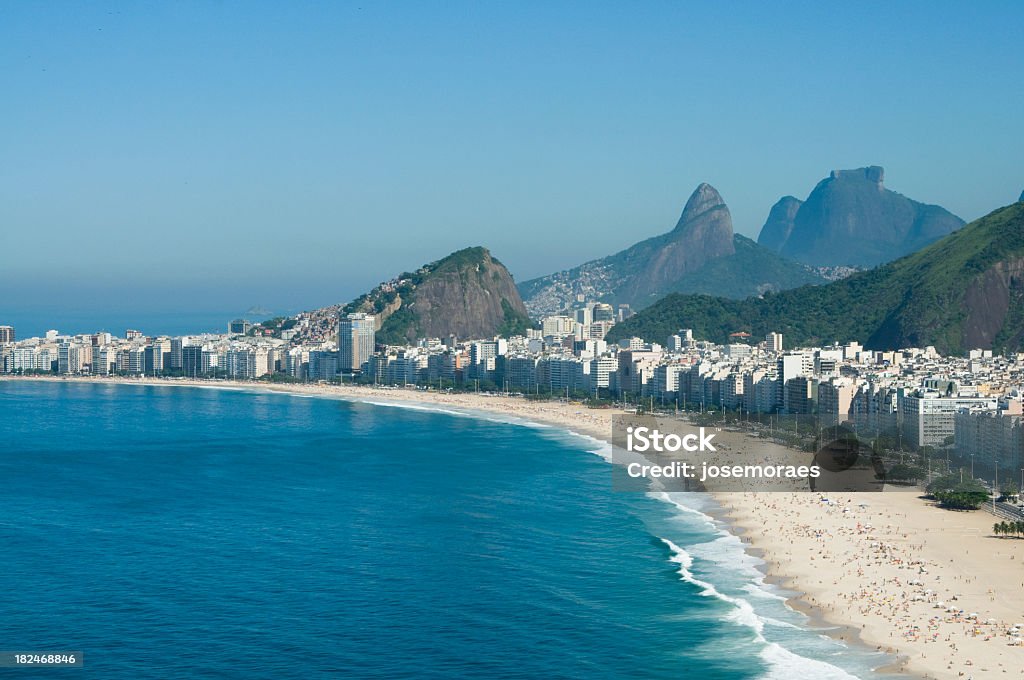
[518,183,824,316]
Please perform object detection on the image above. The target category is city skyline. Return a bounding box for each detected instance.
[3,2,1023,319]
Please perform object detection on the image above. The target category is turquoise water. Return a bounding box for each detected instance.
[0,381,884,678]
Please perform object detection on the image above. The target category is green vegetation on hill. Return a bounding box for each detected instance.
[497,298,533,337]
[607,202,1024,354]
[375,304,421,346]
[664,235,824,299]
[346,246,533,344]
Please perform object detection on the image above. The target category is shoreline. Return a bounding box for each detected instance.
[696,500,911,677]
[10,375,1024,677]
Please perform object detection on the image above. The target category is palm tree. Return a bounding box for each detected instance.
[995,522,1003,537]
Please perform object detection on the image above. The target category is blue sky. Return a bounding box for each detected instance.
[2,2,1022,319]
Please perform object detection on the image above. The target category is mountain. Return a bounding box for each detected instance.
[757,196,802,252]
[757,166,965,267]
[1019,190,1023,202]
[519,184,825,316]
[342,247,532,345]
[608,201,1024,354]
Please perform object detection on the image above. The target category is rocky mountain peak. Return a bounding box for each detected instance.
[674,182,727,231]
[758,196,803,252]
[758,166,963,267]
[342,246,531,344]
[830,166,885,189]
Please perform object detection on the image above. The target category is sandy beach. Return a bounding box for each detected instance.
[8,375,1024,678]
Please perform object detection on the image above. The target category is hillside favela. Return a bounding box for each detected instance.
[3,5,1024,680]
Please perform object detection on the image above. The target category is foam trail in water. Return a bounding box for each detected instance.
[582,439,613,462]
[653,492,790,603]
[660,538,765,636]
[659,538,859,680]
[356,397,601,441]
[360,400,469,418]
[758,643,861,680]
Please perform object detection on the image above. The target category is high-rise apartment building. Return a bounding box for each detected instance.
[170,337,189,370]
[181,346,204,377]
[0,326,15,343]
[338,313,375,372]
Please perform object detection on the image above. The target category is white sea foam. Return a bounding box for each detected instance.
[580,438,613,461]
[758,642,861,680]
[652,492,791,605]
[360,399,470,419]
[343,394,625,468]
[660,538,764,635]
[742,583,790,602]
[659,538,859,680]
[648,491,717,526]
[690,533,771,586]
[186,384,246,392]
[355,397,586,438]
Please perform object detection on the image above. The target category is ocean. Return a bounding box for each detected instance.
[0,310,288,341]
[0,381,885,678]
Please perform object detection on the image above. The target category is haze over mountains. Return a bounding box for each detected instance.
[609,201,1024,354]
[293,168,1007,347]
[757,166,965,267]
[519,184,825,316]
